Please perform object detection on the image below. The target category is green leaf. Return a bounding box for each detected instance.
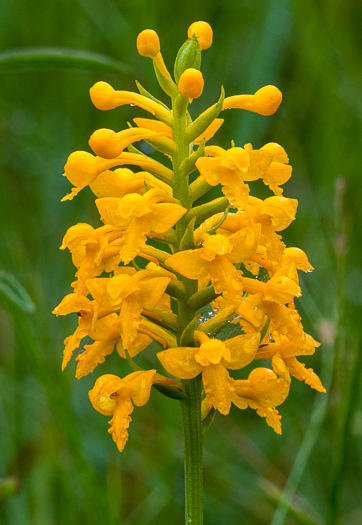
[135,80,171,111]
[0,47,131,74]
[185,86,225,143]
[0,270,35,313]
[185,197,229,226]
[179,140,205,178]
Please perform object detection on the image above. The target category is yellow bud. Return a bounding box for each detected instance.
[253,85,282,116]
[137,29,160,58]
[64,151,98,187]
[187,21,213,50]
[178,68,204,99]
[89,81,116,110]
[89,129,121,159]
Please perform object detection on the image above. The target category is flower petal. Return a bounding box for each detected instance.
[284,357,326,392]
[149,202,187,233]
[227,224,261,263]
[88,374,126,415]
[224,333,260,369]
[202,365,234,415]
[165,249,210,280]
[75,338,116,379]
[108,398,134,452]
[125,369,157,406]
[157,347,201,379]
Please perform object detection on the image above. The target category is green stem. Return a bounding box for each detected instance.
[171,94,204,525]
[181,375,204,525]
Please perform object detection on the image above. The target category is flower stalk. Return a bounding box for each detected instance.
[181,375,204,525]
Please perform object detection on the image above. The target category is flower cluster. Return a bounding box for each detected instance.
[53,21,324,452]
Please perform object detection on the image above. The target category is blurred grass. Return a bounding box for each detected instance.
[0,0,361,524]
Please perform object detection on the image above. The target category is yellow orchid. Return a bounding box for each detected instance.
[166,226,260,302]
[195,143,292,209]
[85,268,171,348]
[89,371,156,452]
[54,24,324,521]
[95,188,187,263]
[52,292,152,376]
[60,223,123,293]
[233,367,290,434]
[157,331,260,415]
[255,335,325,392]
[244,142,292,195]
[53,293,97,370]
[195,146,251,208]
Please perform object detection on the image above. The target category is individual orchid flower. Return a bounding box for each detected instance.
[166,227,260,303]
[157,331,260,415]
[95,188,187,263]
[255,335,325,392]
[233,368,290,434]
[89,371,156,452]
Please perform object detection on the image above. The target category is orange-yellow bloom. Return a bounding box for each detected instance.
[55,21,324,459]
[233,368,290,434]
[60,223,122,293]
[196,144,280,209]
[255,335,325,392]
[95,188,187,263]
[85,268,171,348]
[89,371,156,452]
[157,332,260,415]
[166,227,261,303]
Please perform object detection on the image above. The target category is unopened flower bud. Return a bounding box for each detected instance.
[136,29,160,58]
[178,68,204,99]
[89,129,121,159]
[253,85,282,116]
[89,81,116,110]
[187,21,213,50]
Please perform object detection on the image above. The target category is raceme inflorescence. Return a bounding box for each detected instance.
[53,21,325,459]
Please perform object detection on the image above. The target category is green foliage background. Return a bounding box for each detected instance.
[0,0,361,524]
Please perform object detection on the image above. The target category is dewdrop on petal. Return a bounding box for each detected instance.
[136,29,160,58]
[178,68,204,99]
[187,21,213,50]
